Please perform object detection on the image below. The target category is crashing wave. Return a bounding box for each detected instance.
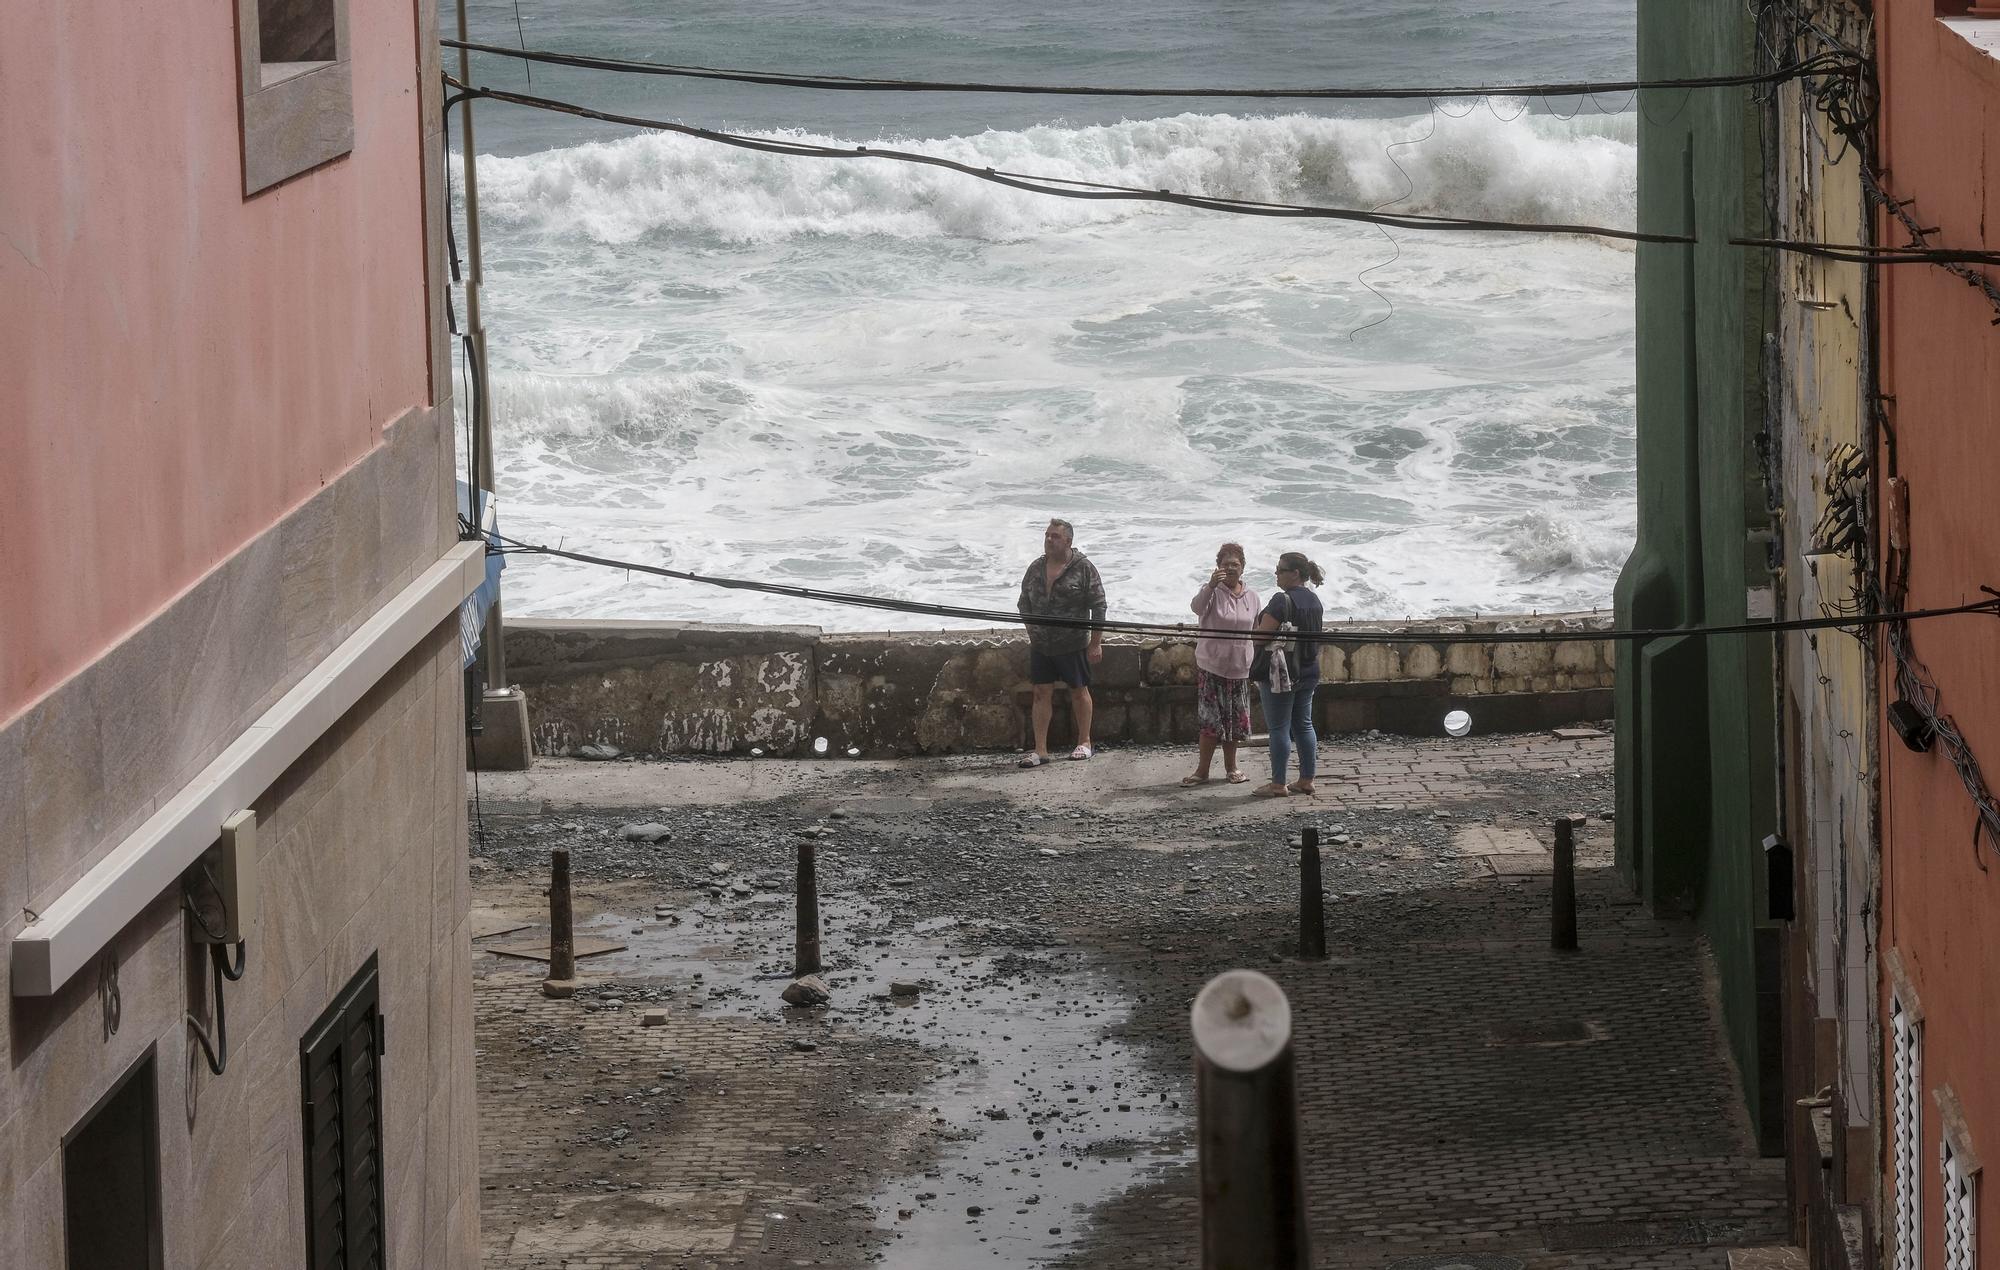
[487,370,767,442]
[1498,509,1629,574]
[476,107,1637,244]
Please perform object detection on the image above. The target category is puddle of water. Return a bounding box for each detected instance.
[561,893,1192,1266]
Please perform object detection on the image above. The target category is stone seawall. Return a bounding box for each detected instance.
[504,614,1614,758]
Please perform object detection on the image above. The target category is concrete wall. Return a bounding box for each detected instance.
[1874,10,2000,1268]
[1765,0,1881,1251]
[505,614,1615,758]
[1621,0,1784,1152]
[0,0,437,721]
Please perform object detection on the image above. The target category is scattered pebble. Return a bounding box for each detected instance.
[782,976,831,1007]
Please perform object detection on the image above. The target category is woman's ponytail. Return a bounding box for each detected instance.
[1279,551,1325,587]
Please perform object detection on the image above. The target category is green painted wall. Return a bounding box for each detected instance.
[1615,0,1785,1152]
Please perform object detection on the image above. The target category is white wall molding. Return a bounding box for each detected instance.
[11,542,485,997]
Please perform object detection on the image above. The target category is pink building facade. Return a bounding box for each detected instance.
[1873,9,2000,1270]
[0,0,480,1262]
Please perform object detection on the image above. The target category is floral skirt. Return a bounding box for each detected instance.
[1196,668,1253,742]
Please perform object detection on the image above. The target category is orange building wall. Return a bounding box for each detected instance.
[1875,7,2000,1264]
[0,0,434,722]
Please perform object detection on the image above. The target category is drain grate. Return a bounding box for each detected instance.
[1386,1255,1526,1270]
[1540,1217,1746,1250]
[758,1221,814,1255]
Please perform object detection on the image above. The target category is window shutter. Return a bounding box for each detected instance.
[1893,998,1923,1270]
[302,1027,345,1269]
[301,956,385,1270]
[1944,1140,1977,1270]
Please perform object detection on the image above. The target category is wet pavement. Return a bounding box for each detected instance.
[468,730,1787,1269]
[544,897,1185,1266]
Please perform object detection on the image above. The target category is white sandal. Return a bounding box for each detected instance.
[1068,745,1094,761]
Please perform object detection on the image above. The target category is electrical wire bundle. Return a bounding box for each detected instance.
[1751,0,2000,315]
[1732,236,2000,268]
[1863,168,2000,324]
[1883,589,2000,859]
[1747,0,2000,861]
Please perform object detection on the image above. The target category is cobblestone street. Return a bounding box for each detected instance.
[468,729,1786,1269]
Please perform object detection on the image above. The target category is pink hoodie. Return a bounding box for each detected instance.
[1190,582,1261,680]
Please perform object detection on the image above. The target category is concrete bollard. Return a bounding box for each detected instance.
[1551,815,1581,952]
[795,840,822,977]
[542,848,578,998]
[1192,970,1310,1269]
[1297,827,1326,960]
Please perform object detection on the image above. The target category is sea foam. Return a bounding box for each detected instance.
[477,107,1637,245]
[471,105,1640,628]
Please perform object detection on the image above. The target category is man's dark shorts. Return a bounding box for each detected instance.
[1029,648,1092,688]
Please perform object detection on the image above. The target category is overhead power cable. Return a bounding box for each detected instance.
[442,38,1859,101]
[477,523,2000,647]
[1732,236,2000,267]
[443,77,1689,244]
[1862,169,2000,324]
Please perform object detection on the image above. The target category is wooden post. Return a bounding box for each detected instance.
[1551,815,1580,952]
[795,840,821,977]
[1298,827,1325,959]
[542,848,577,997]
[1192,970,1310,1269]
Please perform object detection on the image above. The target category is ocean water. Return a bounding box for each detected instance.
[451,0,1638,628]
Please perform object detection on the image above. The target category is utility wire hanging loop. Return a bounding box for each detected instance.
[443,76,1690,245]
[441,38,1861,101]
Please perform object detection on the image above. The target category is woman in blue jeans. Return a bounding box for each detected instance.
[1251,551,1326,797]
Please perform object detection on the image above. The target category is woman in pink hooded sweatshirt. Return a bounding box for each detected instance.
[1183,542,1261,785]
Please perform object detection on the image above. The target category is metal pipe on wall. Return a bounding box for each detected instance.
[456,0,506,690]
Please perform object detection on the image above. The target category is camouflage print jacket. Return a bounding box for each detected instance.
[1017,552,1108,654]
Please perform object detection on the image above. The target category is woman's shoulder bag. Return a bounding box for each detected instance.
[1248,590,1295,689]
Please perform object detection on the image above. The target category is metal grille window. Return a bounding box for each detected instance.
[1945,1139,1978,1270]
[1894,997,1924,1270]
[301,956,385,1270]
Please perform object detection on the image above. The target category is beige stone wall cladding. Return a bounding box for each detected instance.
[0,407,478,1270]
[507,612,1615,757]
